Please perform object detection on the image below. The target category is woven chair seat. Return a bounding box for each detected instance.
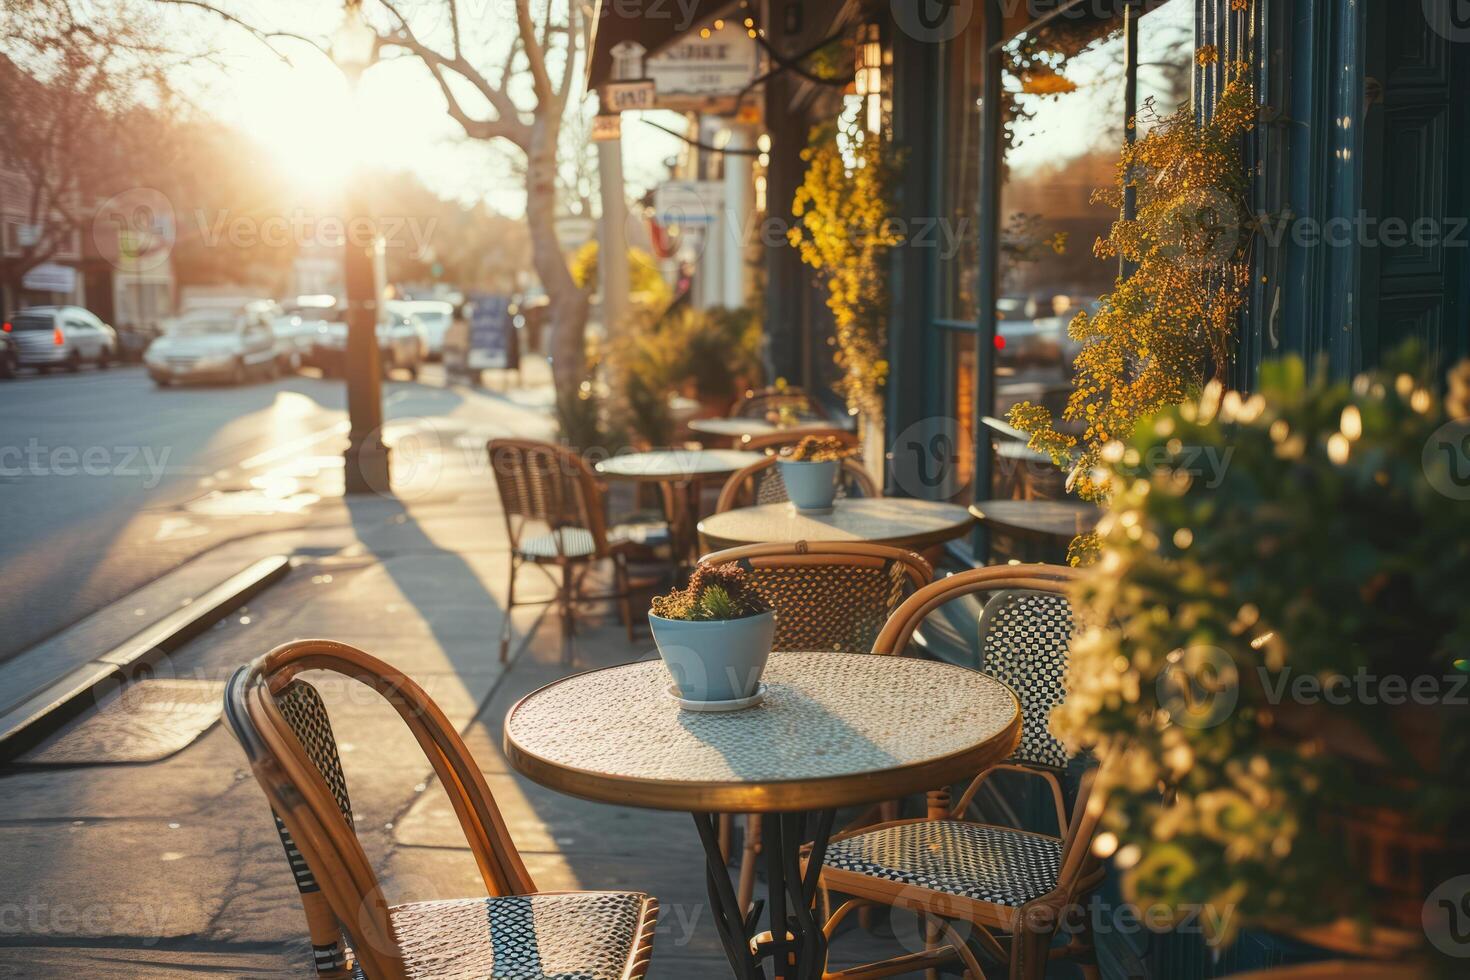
[368,892,650,980]
[516,525,670,560]
[823,820,1062,908]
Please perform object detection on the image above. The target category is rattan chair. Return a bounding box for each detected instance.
[807,563,1105,980]
[225,639,659,980]
[729,385,823,421]
[699,541,935,914]
[738,426,858,455]
[489,438,665,661]
[714,454,878,513]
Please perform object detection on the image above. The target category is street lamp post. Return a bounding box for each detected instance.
[332,0,390,494]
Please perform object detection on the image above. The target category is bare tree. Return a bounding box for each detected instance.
[0,0,170,310]
[375,0,592,396]
[156,0,596,398]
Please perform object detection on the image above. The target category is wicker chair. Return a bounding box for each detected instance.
[224,639,659,980]
[699,541,935,914]
[729,385,823,421]
[738,426,858,455]
[807,564,1106,980]
[714,454,878,513]
[489,438,666,661]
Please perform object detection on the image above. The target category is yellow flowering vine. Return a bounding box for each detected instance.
[1009,59,1258,564]
[787,117,904,418]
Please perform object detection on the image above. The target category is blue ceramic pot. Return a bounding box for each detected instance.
[777,458,839,513]
[648,609,776,701]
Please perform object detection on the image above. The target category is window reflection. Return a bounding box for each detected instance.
[932,1,1194,505]
[996,0,1194,425]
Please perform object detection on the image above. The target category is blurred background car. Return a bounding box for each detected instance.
[0,327,17,379]
[387,299,453,360]
[143,306,278,387]
[309,309,427,379]
[3,306,117,373]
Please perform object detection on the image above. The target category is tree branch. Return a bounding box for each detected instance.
[149,0,324,63]
[515,0,553,104]
[377,0,531,148]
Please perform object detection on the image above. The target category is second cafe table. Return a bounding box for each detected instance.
[596,449,765,567]
[504,652,1022,979]
[699,496,975,553]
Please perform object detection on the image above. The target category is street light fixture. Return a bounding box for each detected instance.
[331,0,390,494]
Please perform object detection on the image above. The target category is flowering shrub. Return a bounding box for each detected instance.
[1056,349,1470,947]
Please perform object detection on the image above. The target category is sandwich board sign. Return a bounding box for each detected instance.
[467,293,516,370]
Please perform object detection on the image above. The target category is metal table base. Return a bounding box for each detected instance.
[694,810,837,980]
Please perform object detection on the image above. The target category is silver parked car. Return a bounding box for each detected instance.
[6,306,117,373]
[387,300,454,359]
[144,308,279,387]
[310,310,428,379]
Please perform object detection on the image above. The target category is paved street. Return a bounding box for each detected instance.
[0,365,919,979]
[0,363,544,661]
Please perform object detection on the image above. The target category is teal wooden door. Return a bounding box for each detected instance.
[1360,0,1470,370]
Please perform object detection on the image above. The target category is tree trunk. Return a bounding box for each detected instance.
[523,123,589,399]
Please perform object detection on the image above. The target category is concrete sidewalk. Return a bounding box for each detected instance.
[0,380,916,979]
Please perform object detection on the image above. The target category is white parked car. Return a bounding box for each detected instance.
[144,307,279,387]
[388,300,454,359]
[6,306,117,373]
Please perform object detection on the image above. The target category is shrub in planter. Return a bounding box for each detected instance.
[778,436,856,513]
[1054,348,1470,961]
[649,562,775,702]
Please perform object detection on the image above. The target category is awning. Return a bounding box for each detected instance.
[586,0,741,90]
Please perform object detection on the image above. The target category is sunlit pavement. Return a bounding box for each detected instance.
[0,362,551,661]
[0,361,919,979]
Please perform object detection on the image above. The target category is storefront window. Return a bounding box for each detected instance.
[927,0,1194,509]
[995,0,1193,422]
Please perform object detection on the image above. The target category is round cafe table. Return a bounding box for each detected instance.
[968,498,1099,542]
[597,449,764,566]
[688,417,854,443]
[504,652,1021,980]
[699,497,975,553]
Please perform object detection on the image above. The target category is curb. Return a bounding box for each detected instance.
[0,554,291,761]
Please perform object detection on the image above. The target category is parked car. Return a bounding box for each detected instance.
[270,311,324,373]
[387,300,454,359]
[0,328,17,378]
[4,306,117,373]
[310,310,427,379]
[143,307,278,386]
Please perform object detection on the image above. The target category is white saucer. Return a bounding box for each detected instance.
[666,682,768,712]
[793,505,834,515]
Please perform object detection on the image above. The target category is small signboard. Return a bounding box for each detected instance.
[591,113,622,142]
[467,293,516,370]
[654,180,724,226]
[601,80,656,113]
[646,23,759,103]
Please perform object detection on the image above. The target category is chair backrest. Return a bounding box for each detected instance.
[715,455,878,513]
[488,438,609,557]
[729,385,822,421]
[739,427,858,454]
[701,541,933,654]
[873,564,1080,770]
[225,639,537,980]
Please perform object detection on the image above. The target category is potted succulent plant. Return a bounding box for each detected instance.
[649,562,775,705]
[1054,348,1470,965]
[777,435,854,513]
